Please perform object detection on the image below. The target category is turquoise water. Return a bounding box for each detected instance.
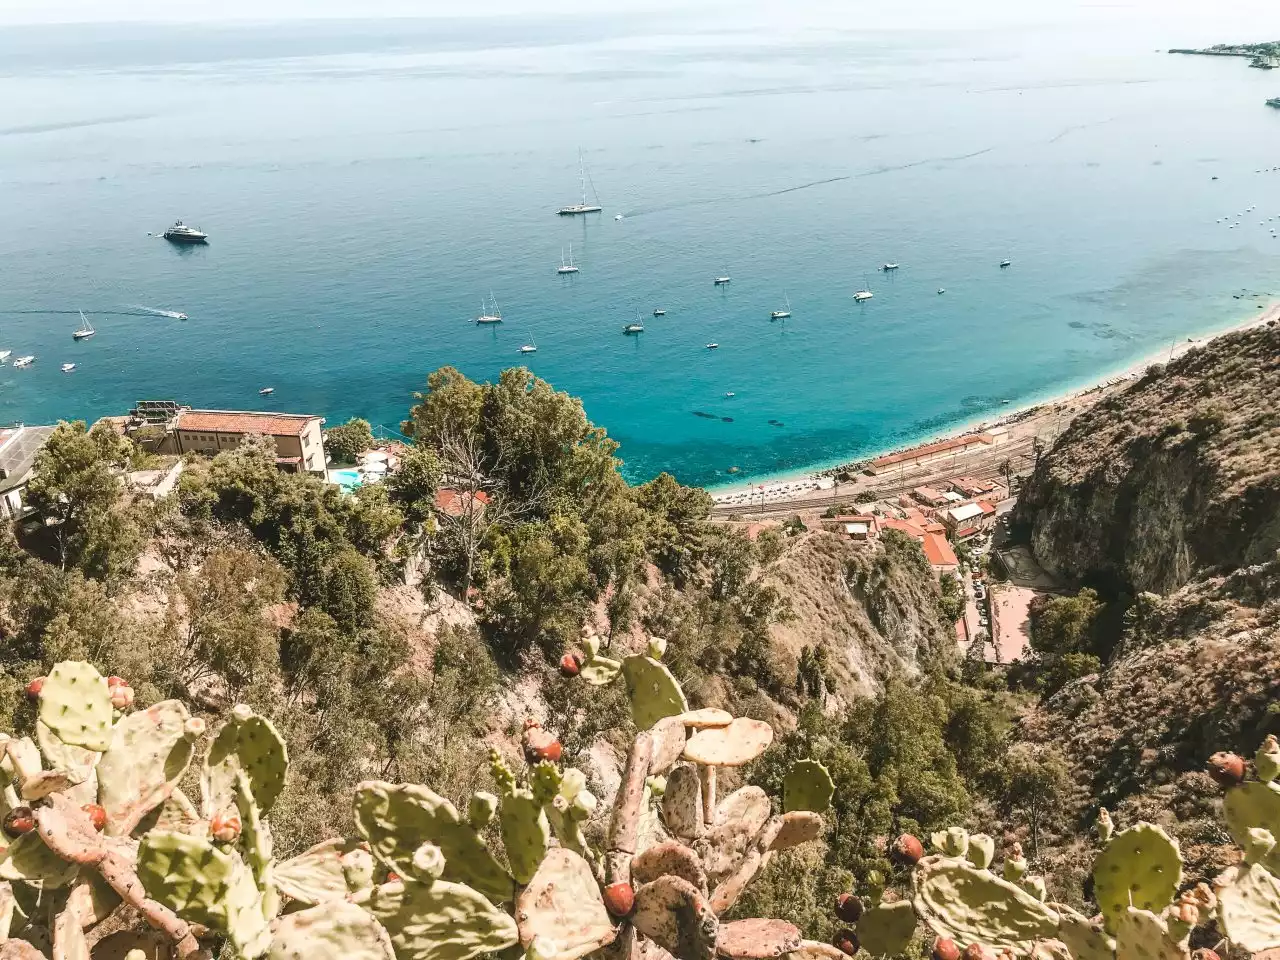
[331,468,363,492]
[3,8,1280,488]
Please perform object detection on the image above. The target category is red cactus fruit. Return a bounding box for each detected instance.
[834,892,863,924]
[110,684,135,710]
[210,812,242,843]
[3,807,36,838]
[387,871,401,883]
[890,833,924,867]
[833,930,859,956]
[962,944,997,960]
[1191,951,1221,960]
[25,677,45,699]
[1207,752,1246,788]
[107,675,127,689]
[603,881,635,917]
[523,727,563,764]
[559,653,582,677]
[82,804,108,832]
[933,939,961,960]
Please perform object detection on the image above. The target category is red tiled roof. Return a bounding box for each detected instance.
[977,500,996,515]
[276,456,302,465]
[922,532,958,568]
[956,526,980,539]
[924,522,948,535]
[881,518,927,539]
[872,434,990,469]
[435,488,492,517]
[177,410,318,437]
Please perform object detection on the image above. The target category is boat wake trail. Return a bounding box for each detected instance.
[1046,116,1121,144]
[0,113,155,138]
[129,304,187,319]
[620,148,993,217]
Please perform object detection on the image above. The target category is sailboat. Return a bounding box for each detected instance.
[557,150,603,216]
[557,244,580,275]
[0,351,10,363]
[73,311,95,340]
[623,312,645,335]
[771,293,792,320]
[475,292,503,324]
[853,278,873,302]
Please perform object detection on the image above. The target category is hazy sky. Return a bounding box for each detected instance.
[1,0,1278,36]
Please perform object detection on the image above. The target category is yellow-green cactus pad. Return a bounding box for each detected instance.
[911,855,1059,949]
[1053,903,1115,960]
[35,720,99,806]
[203,706,288,820]
[369,879,520,960]
[621,656,688,731]
[683,719,773,768]
[966,834,995,870]
[39,661,113,752]
[783,759,834,813]
[580,654,622,687]
[97,700,194,836]
[1091,823,1181,933]
[857,900,919,957]
[1217,863,1280,953]
[0,832,80,888]
[136,830,270,957]
[1224,781,1280,873]
[353,781,513,903]
[1114,907,1185,960]
[273,838,372,905]
[931,827,969,858]
[498,786,550,885]
[1259,736,1280,785]
[267,900,395,960]
[515,848,616,960]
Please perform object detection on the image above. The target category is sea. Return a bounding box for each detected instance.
[3,2,1280,489]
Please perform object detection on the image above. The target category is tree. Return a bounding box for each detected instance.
[324,418,373,464]
[1001,743,1070,860]
[939,572,966,624]
[403,366,484,448]
[635,472,713,582]
[320,548,378,635]
[1029,588,1103,656]
[386,445,442,528]
[24,420,133,574]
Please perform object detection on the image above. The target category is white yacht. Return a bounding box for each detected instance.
[162,220,208,244]
[61,363,76,373]
[73,311,95,340]
[854,286,873,302]
[557,244,580,274]
[714,276,731,286]
[13,356,35,368]
[1000,259,1012,268]
[771,293,792,320]
[259,387,274,396]
[706,343,719,350]
[623,322,644,335]
[475,292,503,324]
[557,150,603,215]
[519,344,538,354]
[882,263,900,271]
[652,308,667,317]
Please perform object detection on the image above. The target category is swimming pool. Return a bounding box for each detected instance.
[330,468,363,492]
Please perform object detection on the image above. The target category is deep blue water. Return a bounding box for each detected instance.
[3,10,1280,487]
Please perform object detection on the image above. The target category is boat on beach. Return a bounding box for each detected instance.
[557,150,603,215]
[73,311,95,340]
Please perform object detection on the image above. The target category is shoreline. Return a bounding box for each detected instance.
[710,298,1280,503]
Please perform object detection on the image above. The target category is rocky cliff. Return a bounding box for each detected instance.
[1014,321,1280,594]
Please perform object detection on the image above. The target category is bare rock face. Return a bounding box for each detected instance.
[1014,323,1280,595]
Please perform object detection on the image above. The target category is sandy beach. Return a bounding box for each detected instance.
[712,300,1280,515]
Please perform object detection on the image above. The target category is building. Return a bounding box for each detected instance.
[0,425,56,521]
[173,411,325,474]
[832,514,879,541]
[911,486,949,507]
[941,500,997,539]
[949,476,1000,499]
[921,532,960,577]
[867,433,995,475]
[124,402,326,475]
[435,488,491,518]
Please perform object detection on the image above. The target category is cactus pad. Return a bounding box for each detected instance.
[662,764,704,840]
[1224,781,1280,873]
[97,700,194,836]
[708,843,765,915]
[911,855,1060,948]
[785,943,847,960]
[498,786,550,885]
[266,900,395,960]
[1114,907,1185,960]
[631,875,718,960]
[515,848,616,960]
[1217,862,1280,952]
[1052,904,1115,960]
[38,661,114,753]
[136,830,270,957]
[1091,823,1182,932]
[203,707,288,820]
[650,716,688,776]
[369,878,520,960]
[782,759,834,813]
[581,654,622,686]
[677,709,733,729]
[621,656,688,731]
[1260,736,1280,784]
[714,786,771,830]
[271,838,371,904]
[632,840,708,892]
[931,827,969,858]
[34,721,98,806]
[683,719,773,768]
[353,781,514,903]
[715,919,802,959]
[771,811,823,850]
[856,900,919,957]
[0,833,80,888]
[966,834,995,870]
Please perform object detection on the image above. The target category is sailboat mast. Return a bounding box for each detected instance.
[578,150,587,207]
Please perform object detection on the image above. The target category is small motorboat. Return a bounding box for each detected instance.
[937,288,946,295]
[882,263,900,271]
[519,344,537,354]
[714,277,731,286]
[853,289,873,302]
[1000,259,1012,268]
[623,323,644,335]
[61,363,76,373]
[653,309,667,316]
[259,387,275,396]
[13,356,35,368]
[614,214,624,221]
[706,343,719,350]
[725,391,735,398]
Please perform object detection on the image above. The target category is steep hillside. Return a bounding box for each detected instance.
[1014,321,1280,594]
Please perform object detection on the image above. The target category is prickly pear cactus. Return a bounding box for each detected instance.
[266,900,395,960]
[368,878,520,960]
[1091,823,1181,933]
[911,854,1060,949]
[1224,780,1280,874]
[272,837,374,905]
[203,705,289,821]
[856,899,919,957]
[1114,906,1186,960]
[1053,902,1116,960]
[782,759,834,813]
[96,700,195,835]
[966,834,995,870]
[515,848,615,960]
[1216,859,1280,952]
[621,655,688,731]
[34,721,98,807]
[930,827,969,858]
[37,662,114,753]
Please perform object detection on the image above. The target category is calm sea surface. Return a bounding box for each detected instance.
[3,10,1280,487]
